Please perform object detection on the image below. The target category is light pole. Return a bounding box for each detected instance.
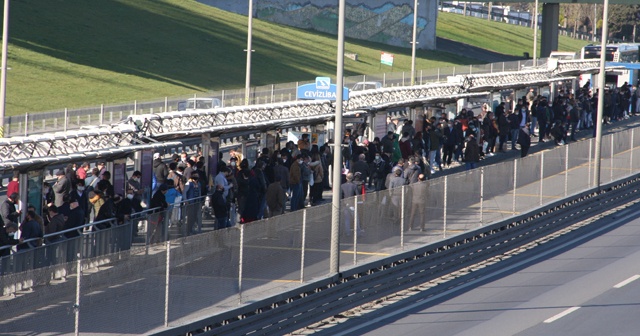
[0,0,10,138]
[532,0,538,66]
[594,0,610,189]
[244,0,254,106]
[410,0,418,86]
[330,0,346,275]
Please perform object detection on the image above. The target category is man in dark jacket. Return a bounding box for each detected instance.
[1,192,21,227]
[464,134,480,171]
[0,223,19,257]
[65,200,86,239]
[211,185,229,229]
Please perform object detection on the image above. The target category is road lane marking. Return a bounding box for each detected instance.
[614,275,640,288]
[544,306,580,323]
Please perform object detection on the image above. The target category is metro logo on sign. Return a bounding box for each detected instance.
[297,77,349,101]
[315,77,331,90]
[381,52,394,66]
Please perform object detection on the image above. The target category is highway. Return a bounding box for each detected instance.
[327,200,640,336]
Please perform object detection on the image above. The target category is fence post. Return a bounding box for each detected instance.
[610,136,614,182]
[24,113,28,136]
[589,138,593,188]
[164,240,171,327]
[437,68,440,82]
[164,97,168,113]
[271,84,275,103]
[512,159,517,214]
[420,69,423,84]
[452,66,456,77]
[502,62,505,72]
[238,223,245,304]
[300,209,307,282]
[540,152,544,205]
[443,176,448,238]
[222,90,226,107]
[401,185,406,247]
[491,63,493,73]
[630,129,634,176]
[74,252,82,336]
[353,196,358,264]
[383,73,386,87]
[469,64,472,74]
[100,104,104,124]
[564,145,569,197]
[480,167,484,226]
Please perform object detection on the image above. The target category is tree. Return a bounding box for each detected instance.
[607,4,640,42]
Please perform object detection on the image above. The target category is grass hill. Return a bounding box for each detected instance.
[3,0,588,115]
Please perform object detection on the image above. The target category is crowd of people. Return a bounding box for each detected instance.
[1,82,639,254]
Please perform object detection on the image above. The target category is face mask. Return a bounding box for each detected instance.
[231,162,237,167]
[43,188,50,194]
[127,194,134,200]
[77,187,85,192]
[375,156,381,161]
[134,177,140,182]
[8,232,15,238]
[299,160,303,164]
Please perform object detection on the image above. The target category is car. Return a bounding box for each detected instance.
[351,81,382,91]
[177,97,221,111]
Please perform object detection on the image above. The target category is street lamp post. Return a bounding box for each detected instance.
[410,0,418,86]
[0,0,10,138]
[330,0,346,275]
[244,0,254,106]
[594,0,610,189]
[533,0,538,66]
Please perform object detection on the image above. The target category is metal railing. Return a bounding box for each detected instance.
[2,59,541,137]
[0,196,207,278]
[0,126,637,334]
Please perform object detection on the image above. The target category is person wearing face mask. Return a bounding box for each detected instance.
[70,180,89,222]
[371,153,389,191]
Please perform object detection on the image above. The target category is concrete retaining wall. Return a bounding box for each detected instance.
[198,0,438,50]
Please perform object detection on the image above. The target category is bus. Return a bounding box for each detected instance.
[581,43,640,63]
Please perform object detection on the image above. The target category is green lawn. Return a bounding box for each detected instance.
[2,1,589,115]
[437,12,590,57]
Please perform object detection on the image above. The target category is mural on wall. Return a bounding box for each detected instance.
[255,2,429,49]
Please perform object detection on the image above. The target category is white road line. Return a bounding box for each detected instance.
[614,274,640,289]
[543,307,581,323]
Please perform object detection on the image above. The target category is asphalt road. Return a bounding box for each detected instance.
[333,200,640,336]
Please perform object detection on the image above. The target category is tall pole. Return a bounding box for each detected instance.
[410,0,418,86]
[244,0,254,106]
[594,0,609,189]
[533,0,538,66]
[0,0,9,138]
[330,0,346,275]
[593,4,597,42]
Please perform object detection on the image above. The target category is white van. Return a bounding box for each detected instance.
[351,81,382,91]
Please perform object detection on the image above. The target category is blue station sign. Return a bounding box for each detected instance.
[297,77,349,101]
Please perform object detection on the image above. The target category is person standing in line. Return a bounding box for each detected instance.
[464,134,480,171]
[52,169,71,207]
[289,154,303,212]
[211,184,229,229]
[6,171,19,198]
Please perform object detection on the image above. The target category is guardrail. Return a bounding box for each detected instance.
[1,125,636,334]
[3,59,542,137]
